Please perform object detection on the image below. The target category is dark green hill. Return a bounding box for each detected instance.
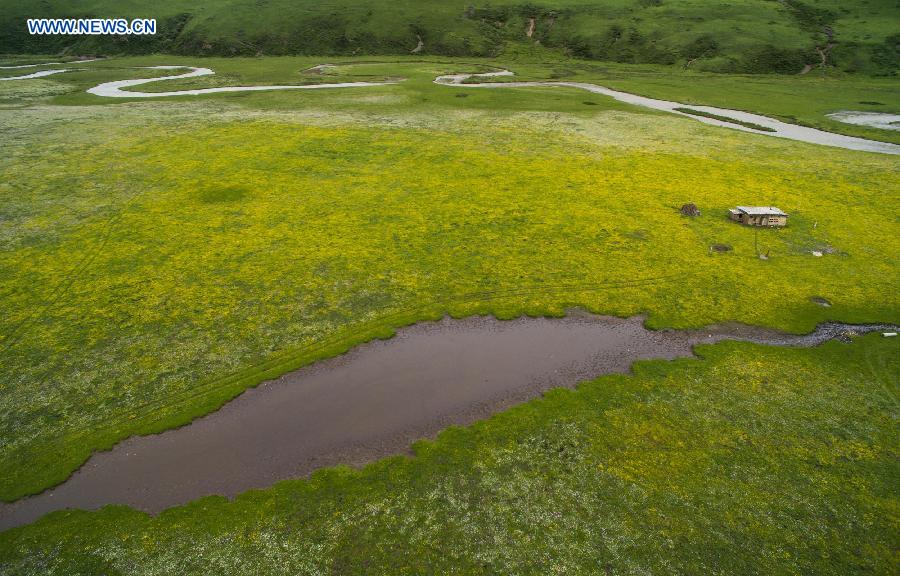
[1,0,897,74]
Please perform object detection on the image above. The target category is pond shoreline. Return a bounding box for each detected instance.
[0,312,894,531]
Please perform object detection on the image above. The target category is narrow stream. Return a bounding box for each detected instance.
[0,69,78,80]
[434,70,900,155]
[0,313,893,531]
[84,65,400,96]
[826,111,900,131]
[3,62,897,154]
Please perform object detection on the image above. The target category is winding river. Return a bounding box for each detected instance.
[434,70,900,154]
[2,61,898,154]
[85,65,400,96]
[826,111,900,131]
[0,68,79,80]
[0,58,102,69]
[0,314,894,530]
[0,58,103,80]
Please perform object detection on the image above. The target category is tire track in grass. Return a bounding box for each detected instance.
[862,341,899,412]
[0,182,155,355]
[12,271,688,492]
[90,270,690,418]
[0,213,123,354]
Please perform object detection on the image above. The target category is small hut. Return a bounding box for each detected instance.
[728,206,788,227]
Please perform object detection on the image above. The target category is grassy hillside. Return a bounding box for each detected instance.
[0,0,897,74]
[1,336,897,574]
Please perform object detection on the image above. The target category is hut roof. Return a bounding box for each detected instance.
[734,206,787,216]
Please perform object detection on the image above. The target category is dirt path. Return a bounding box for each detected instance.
[411,35,424,54]
[0,313,894,531]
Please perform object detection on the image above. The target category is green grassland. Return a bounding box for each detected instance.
[0,0,898,74]
[0,54,897,572]
[1,336,897,574]
[3,55,898,143]
[1,57,898,504]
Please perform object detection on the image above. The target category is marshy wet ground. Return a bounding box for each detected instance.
[0,312,894,530]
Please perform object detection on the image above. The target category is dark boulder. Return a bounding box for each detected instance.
[680,203,701,217]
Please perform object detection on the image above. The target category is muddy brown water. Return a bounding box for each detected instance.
[0,313,894,531]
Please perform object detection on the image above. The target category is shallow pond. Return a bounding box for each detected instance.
[0,312,893,530]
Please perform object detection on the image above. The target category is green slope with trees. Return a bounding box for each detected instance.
[1,0,897,75]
